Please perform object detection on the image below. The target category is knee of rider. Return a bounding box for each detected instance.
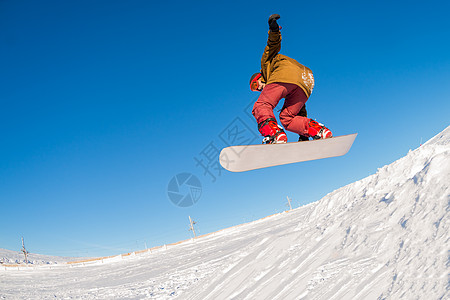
[279,115,291,128]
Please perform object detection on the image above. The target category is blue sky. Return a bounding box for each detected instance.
[1,0,449,257]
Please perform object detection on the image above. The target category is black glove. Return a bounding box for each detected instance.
[268,14,280,32]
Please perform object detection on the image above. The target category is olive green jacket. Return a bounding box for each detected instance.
[260,31,314,98]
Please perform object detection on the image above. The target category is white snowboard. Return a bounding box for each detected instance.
[220,133,357,172]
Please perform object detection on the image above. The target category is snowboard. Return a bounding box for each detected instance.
[219,133,357,172]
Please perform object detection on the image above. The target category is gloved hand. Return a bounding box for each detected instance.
[268,14,280,32]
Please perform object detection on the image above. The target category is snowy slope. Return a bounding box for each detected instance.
[0,126,448,299]
[0,248,79,265]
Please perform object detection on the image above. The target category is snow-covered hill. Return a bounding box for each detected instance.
[1,126,448,299]
[0,248,79,265]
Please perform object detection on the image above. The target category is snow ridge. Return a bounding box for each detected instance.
[0,126,449,299]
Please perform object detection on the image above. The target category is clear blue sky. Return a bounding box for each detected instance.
[1,0,449,257]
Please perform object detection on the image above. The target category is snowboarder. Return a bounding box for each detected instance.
[250,14,332,144]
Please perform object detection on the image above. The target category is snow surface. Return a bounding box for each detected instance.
[1,126,449,299]
[0,248,81,265]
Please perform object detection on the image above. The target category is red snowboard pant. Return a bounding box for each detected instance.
[252,82,310,136]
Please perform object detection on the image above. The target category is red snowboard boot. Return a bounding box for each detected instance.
[258,118,287,144]
[308,119,333,139]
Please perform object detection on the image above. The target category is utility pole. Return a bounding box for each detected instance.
[286,196,293,211]
[21,237,28,264]
[188,216,197,238]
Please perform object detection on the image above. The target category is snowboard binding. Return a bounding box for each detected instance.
[258,118,287,144]
[308,119,333,140]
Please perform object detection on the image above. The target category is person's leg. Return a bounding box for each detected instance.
[279,84,332,139]
[279,84,309,136]
[297,105,310,141]
[252,83,288,124]
[252,83,289,143]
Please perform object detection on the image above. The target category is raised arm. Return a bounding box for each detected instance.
[261,31,281,69]
[261,14,281,80]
